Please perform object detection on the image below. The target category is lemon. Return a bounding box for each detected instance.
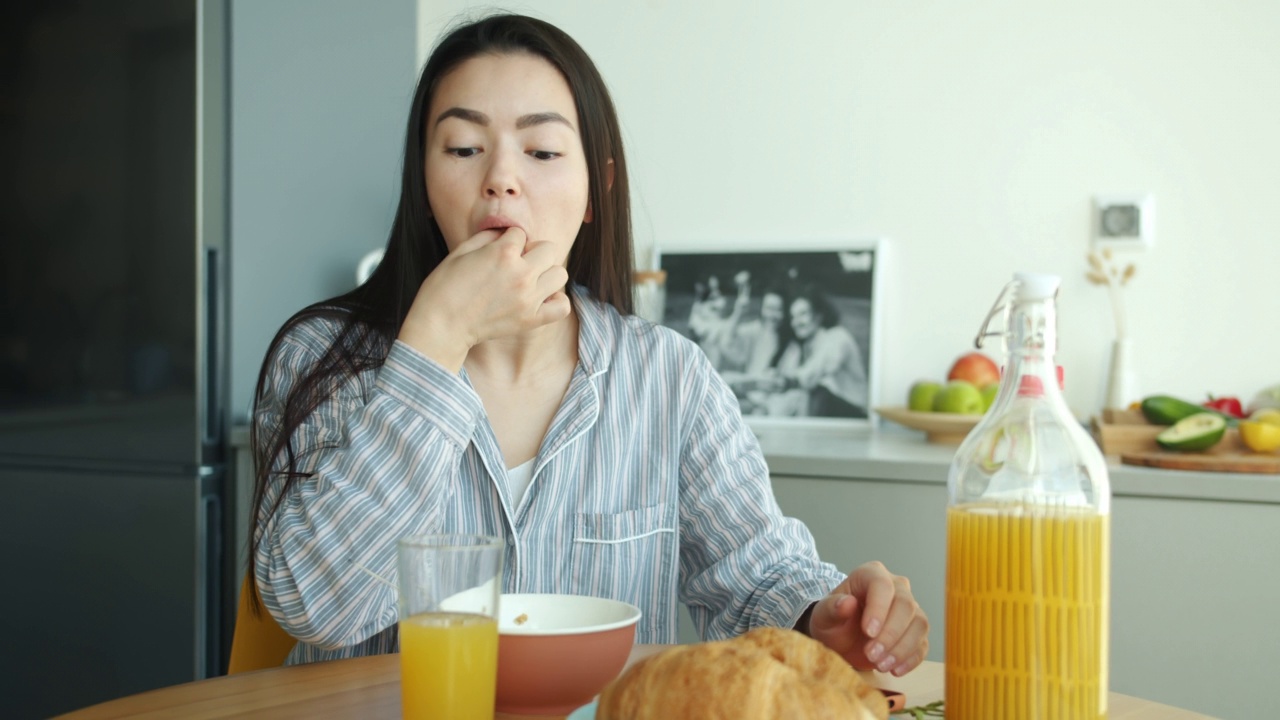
[1250,409,1280,427]
[1239,420,1280,453]
[1155,413,1227,452]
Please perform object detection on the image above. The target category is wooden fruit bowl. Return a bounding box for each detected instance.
[875,406,982,444]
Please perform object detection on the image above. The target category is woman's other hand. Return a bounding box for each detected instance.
[805,561,929,676]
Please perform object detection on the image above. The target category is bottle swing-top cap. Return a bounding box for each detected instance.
[1013,272,1060,301]
[974,272,1061,350]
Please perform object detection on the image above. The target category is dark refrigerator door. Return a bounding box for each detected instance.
[0,0,202,467]
[0,463,222,719]
[0,2,230,716]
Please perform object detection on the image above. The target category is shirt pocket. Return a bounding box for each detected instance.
[571,503,676,632]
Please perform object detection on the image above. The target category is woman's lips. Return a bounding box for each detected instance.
[477,215,523,233]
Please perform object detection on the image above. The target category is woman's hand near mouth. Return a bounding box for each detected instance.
[397,226,571,372]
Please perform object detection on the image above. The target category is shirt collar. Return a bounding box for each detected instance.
[571,284,614,377]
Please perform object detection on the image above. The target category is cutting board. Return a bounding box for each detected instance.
[1120,450,1280,474]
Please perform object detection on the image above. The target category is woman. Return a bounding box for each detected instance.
[776,285,870,418]
[249,14,926,675]
[685,274,732,368]
[717,280,794,414]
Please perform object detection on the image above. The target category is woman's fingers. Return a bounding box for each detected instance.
[535,289,572,324]
[809,593,858,638]
[451,226,516,256]
[845,562,895,639]
[520,238,563,270]
[888,623,929,676]
[836,562,930,675]
[871,598,928,673]
[535,264,570,300]
[865,576,911,668]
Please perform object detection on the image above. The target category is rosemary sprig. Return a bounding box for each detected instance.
[891,699,945,718]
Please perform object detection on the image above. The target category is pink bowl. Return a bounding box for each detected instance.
[495,593,642,715]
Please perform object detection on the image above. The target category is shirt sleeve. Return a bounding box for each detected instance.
[675,352,845,639]
[253,321,484,650]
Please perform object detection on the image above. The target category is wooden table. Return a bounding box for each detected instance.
[57,646,1216,719]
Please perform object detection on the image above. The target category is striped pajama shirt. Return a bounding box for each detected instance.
[253,287,845,665]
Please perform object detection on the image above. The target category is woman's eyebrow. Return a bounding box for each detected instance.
[435,107,488,127]
[516,111,575,131]
[434,107,575,131]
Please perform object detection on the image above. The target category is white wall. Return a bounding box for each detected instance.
[418,0,1280,417]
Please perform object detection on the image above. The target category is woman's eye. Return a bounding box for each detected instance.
[529,150,561,161]
[446,147,479,158]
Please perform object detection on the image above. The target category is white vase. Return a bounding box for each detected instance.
[1103,338,1138,410]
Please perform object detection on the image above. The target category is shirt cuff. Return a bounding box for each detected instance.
[759,569,845,633]
[375,340,484,448]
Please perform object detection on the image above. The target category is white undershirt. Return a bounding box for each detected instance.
[506,458,536,509]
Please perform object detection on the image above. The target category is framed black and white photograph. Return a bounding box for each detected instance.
[656,240,884,431]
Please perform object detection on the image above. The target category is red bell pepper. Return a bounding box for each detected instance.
[1203,394,1246,419]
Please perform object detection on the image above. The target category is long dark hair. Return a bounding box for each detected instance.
[792,283,842,329]
[760,282,795,368]
[246,14,633,606]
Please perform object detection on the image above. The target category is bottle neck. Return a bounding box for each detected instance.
[1005,296,1059,395]
[949,282,1110,513]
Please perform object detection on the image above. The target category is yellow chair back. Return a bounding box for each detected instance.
[227,573,297,674]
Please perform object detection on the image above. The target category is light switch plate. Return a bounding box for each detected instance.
[1094,193,1155,250]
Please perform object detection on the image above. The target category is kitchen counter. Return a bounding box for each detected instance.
[752,425,1280,504]
[230,424,1280,504]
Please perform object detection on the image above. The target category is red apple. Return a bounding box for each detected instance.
[947,352,1000,388]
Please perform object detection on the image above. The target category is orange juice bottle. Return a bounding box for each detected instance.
[946,273,1111,720]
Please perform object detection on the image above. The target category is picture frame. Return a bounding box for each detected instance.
[655,240,884,432]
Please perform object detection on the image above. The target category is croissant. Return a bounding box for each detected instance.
[597,627,889,720]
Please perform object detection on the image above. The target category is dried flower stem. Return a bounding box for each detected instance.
[1085,249,1135,340]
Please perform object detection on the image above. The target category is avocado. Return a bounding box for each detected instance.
[1141,395,1238,427]
[1156,413,1227,452]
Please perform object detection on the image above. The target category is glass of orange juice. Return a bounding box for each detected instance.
[397,534,504,720]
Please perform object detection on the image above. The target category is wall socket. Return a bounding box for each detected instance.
[1093,193,1155,250]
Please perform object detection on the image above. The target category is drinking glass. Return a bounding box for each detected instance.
[397,534,504,720]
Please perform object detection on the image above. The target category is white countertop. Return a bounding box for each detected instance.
[754,426,1280,505]
[229,424,1280,505]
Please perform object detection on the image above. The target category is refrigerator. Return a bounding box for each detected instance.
[0,1,230,717]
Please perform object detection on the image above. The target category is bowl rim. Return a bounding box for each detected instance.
[499,593,642,636]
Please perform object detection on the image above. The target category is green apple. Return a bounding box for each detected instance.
[908,381,943,412]
[980,383,1000,412]
[934,380,984,415]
